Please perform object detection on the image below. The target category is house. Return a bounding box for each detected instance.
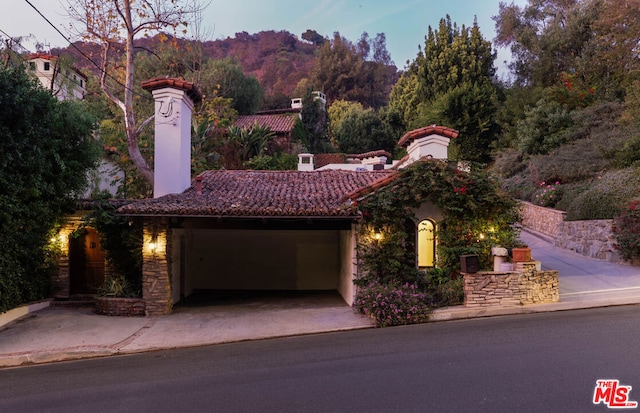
[27,53,87,100]
[52,78,458,316]
[235,109,300,153]
[27,53,123,197]
[233,91,326,153]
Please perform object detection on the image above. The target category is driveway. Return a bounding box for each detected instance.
[520,229,640,298]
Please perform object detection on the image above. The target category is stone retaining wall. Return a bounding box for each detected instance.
[95,297,145,316]
[519,201,625,263]
[463,262,559,308]
[555,219,622,263]
[520,201,566,238]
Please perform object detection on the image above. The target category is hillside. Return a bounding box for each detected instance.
[201,31,318,98]
[57,31,319,105]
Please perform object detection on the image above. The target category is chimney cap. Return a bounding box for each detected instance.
[141,77,202,104]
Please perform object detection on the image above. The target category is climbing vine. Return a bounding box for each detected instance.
[78,197,143,297]
[355,160,520,305]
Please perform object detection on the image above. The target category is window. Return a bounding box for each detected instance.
[29,62,36,70]
[417,219,436,267]
[44,62,50,71]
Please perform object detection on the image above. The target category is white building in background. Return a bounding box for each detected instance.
[27,53,124,197]
[27,53,87,100]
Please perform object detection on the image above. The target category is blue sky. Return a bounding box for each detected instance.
[2,0,526,74]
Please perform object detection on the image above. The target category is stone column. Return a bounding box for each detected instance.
[142,218,173,316]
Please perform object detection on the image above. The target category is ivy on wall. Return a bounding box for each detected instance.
[356,160,521,286]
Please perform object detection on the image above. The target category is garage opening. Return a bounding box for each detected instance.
[169,220,356,306]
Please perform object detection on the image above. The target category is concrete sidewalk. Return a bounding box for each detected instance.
[1,229,639,368]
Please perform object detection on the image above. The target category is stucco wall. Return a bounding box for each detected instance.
[183,229,340,291]
[338,226,357,306]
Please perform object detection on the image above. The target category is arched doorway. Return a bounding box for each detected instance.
[69,228,106,294]
[417,219,436,268]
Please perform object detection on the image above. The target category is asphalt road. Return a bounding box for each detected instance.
[1,306,639,413]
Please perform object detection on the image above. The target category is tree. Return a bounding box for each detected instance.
[301,29,325,46]
[308,32,397,108]
[0,66,100,311]
[328,100,397,154]
[416,82,501,163]
[198,58,263,115]
[418,16,496,101]
[65,0,205,187]
[389,16,500,162]
[297,89,330,153]
[493,0,600,87]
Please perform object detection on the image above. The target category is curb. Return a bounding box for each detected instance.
[430,296,640,322]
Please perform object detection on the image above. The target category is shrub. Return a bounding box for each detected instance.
[533,181,561,208]
[243,153,297,170]
[354,282,431,327]
[424,268,464,307]
[97,276,138,298]
[613,199,640,261]
[492,149,526,178]
[516,99,573,155]
[564,168,640,220]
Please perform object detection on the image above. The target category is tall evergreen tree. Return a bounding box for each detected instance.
[389,16,499,162]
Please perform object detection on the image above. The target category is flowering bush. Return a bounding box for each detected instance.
[354,282,431,327]
[534,181,560,207]
[613,199,640,260]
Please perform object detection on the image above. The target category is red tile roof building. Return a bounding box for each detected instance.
[119,169,394,218]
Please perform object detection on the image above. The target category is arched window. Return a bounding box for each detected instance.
[417,219,436,268]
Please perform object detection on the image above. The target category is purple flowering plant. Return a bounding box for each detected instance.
[354,282,431,327]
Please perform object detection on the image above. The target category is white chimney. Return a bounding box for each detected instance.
[398,125,459,167]
[142,78,201,198]
[298,153,315,171]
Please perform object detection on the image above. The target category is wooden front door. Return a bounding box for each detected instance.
[69,228,106,294]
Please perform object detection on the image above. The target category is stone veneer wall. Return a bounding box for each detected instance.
[520,201,624,263]
[95,297,145,316]
[520,201,566,238]
[53,216,116,299]
[463,262,559,307]
[555,219,622,263]
[53,216,84,299]
[142,219,173,316]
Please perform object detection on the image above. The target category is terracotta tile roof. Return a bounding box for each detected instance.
[235,113,299,134]
[341,171,400,202]
[118,169,395,218]
[398,125,459,147]
[141,77,202,104]
[346,150,392,160]
[314,153,347,168]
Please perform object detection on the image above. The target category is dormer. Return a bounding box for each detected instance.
[398,125,458,166]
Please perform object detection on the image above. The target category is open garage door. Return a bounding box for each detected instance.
[173,228,343,296]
